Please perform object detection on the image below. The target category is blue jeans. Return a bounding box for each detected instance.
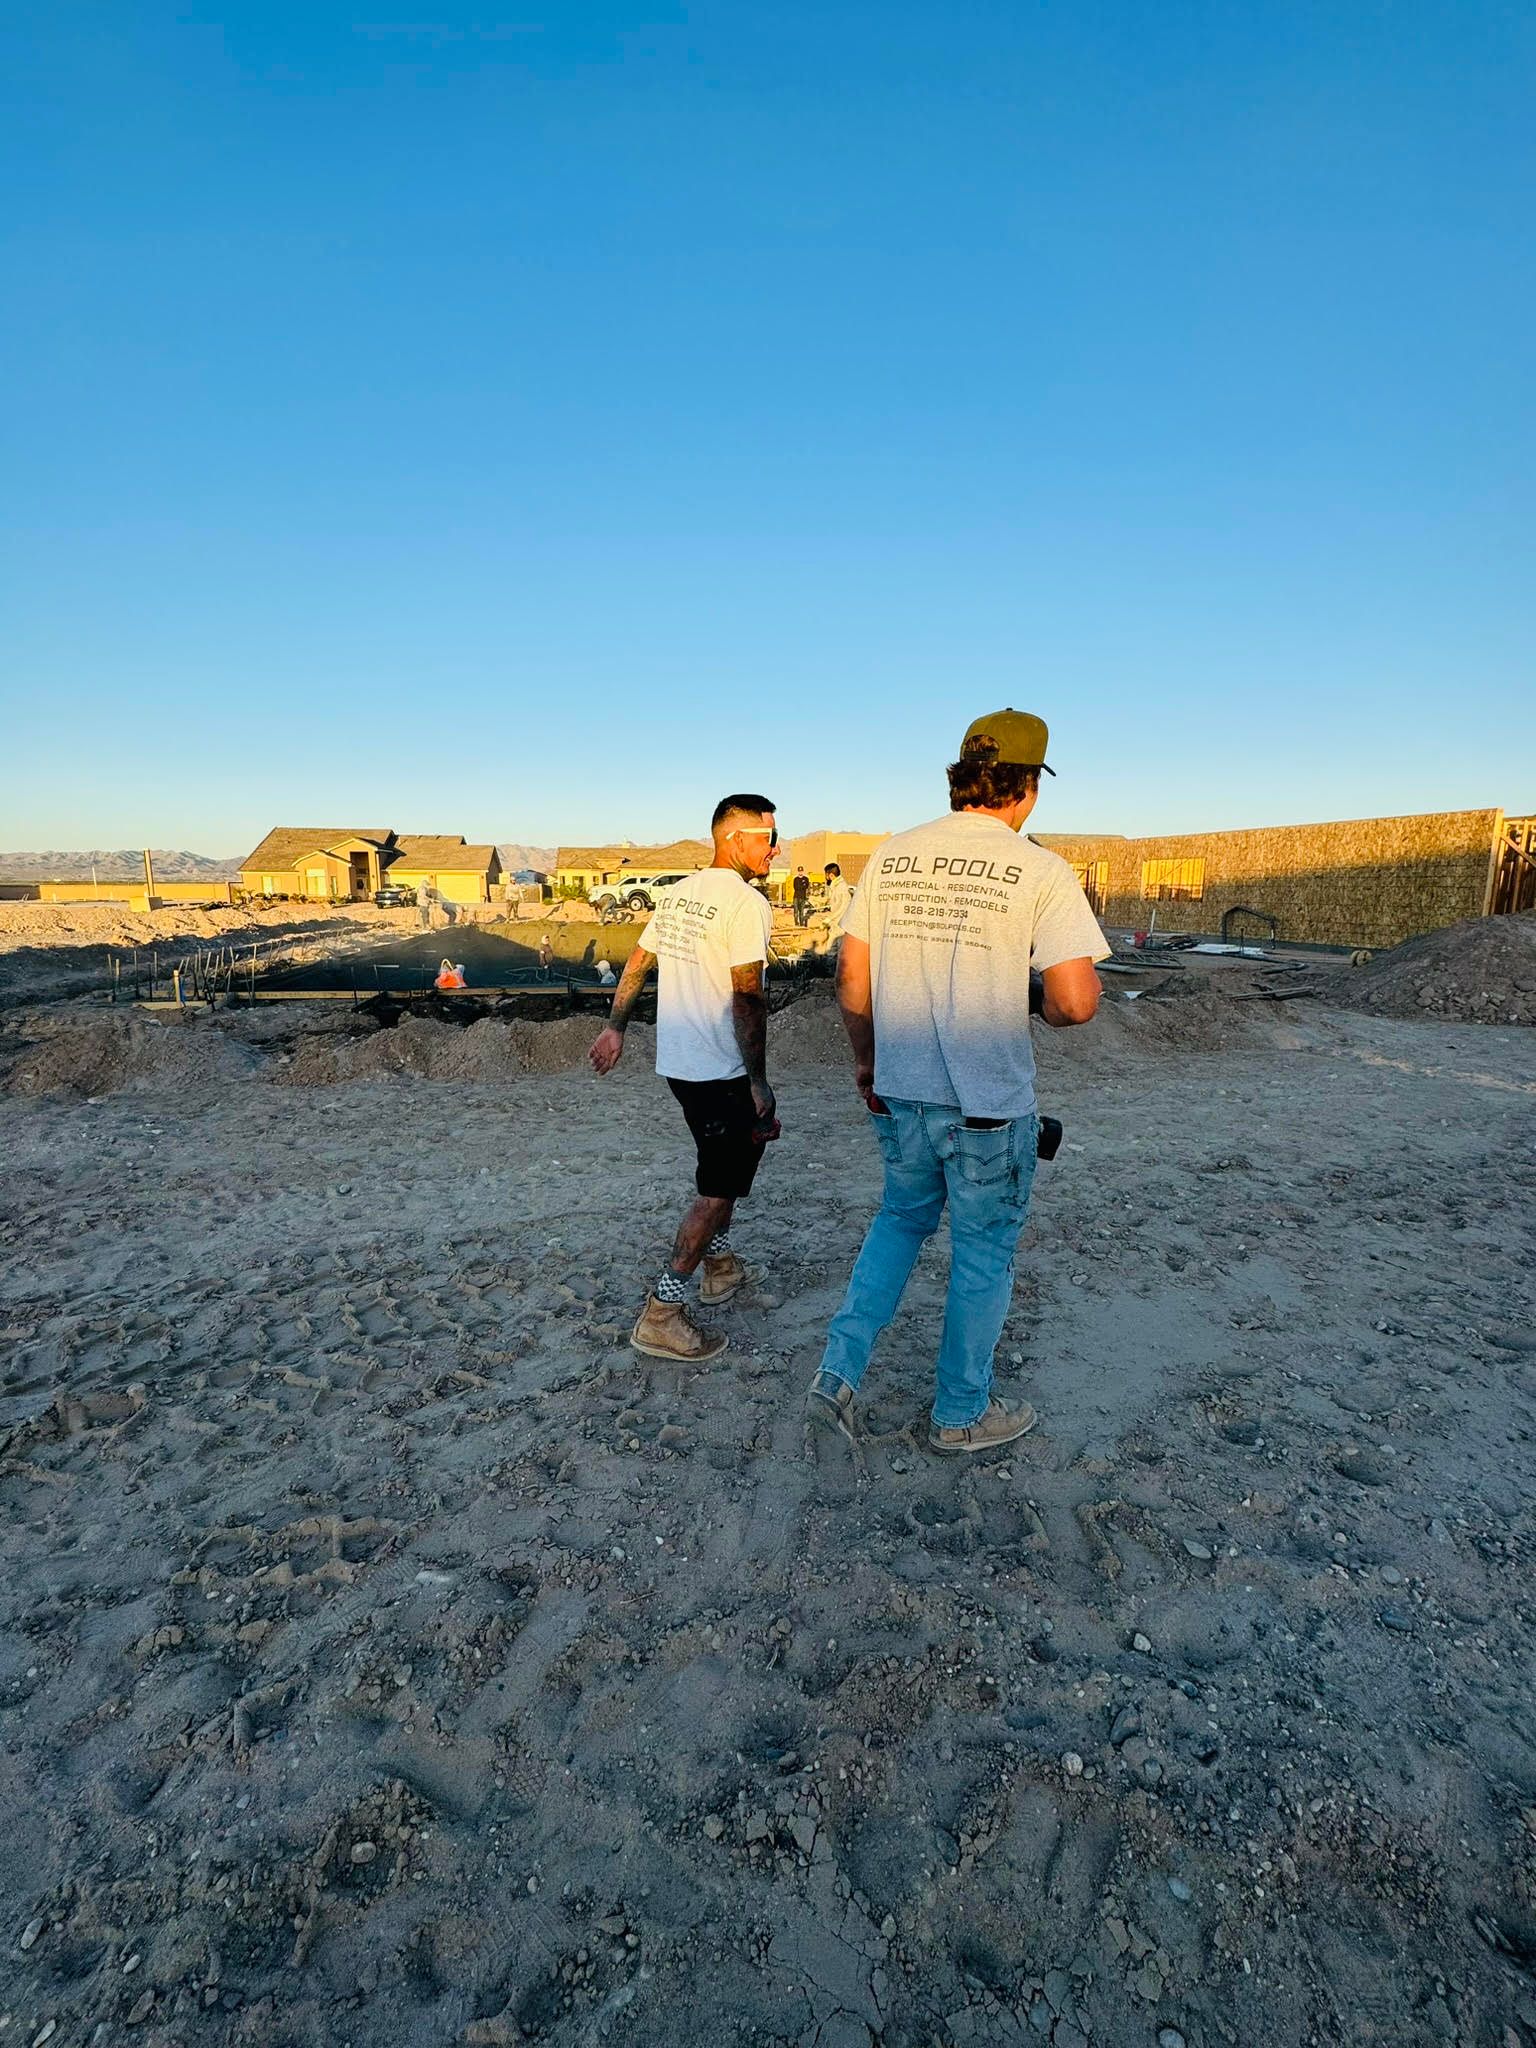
[819,1098,1039,1427]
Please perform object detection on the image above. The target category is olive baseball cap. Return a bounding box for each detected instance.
[961,707,1055,775]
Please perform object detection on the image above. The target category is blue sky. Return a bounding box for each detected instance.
[3,2,1533,853]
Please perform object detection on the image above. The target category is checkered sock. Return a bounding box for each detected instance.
[707,1231,732,1256]
[655,1268,689,1305]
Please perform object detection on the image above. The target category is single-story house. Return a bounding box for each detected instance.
[386,837,502,905]
[240,828,502,904]
[240,829,399,901]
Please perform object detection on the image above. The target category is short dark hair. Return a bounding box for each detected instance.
[947,739,1040,812]
[711,793,776,832]
[824,862,841,876]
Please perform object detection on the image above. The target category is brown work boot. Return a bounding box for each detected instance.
[630,1293,729,1363]
[928,1396,1037,1456]
[698,1251,747,1306]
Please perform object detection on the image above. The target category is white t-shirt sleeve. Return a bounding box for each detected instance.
[728,889,770,968]
[841,875,872,941]
[1030,860,1112,970]
[639,909,659,951]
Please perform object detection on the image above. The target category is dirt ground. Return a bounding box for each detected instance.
[0,902,420,1008]
[1,968,1534,2048]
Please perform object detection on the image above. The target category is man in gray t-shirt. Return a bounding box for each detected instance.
[807,709,1108,1456]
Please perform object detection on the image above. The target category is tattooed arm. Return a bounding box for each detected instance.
[589,946,656,1074]
[730,960,775,1130]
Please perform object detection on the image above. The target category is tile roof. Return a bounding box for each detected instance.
[240,828,500,875]
[240,828,396,871]
[555,840,711,874]
[388,836,467,864]
[391,839,500,871]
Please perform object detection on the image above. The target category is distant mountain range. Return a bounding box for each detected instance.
[0,849,242,880]
[497,844,556,876]
[0,843,559,881]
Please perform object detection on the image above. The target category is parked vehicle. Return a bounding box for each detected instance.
[374,884,418,907]
[588,871,687,915]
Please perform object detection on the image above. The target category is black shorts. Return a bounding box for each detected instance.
[667,1075,767,1200]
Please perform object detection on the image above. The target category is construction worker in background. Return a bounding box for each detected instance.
[791,866,812,927]
[822,862,852,958]
[537,933,554,981]
[434,959,467,991]
[824,862,852,926]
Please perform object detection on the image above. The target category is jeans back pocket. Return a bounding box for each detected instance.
[954,1121,1011,1184]
[868,1104,901,1163]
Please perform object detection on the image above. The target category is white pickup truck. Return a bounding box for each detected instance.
[589,871,689,915]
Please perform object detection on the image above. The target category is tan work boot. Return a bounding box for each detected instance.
[928,1396,1037,1456]
[805,1369,856,1441]
[698,1251,747,1306]
[630,1293,729,1363]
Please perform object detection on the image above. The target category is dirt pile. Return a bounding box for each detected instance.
[510,1013,625,1073]
[1090,970,1262,1055]
[770,987,852,1068]
[771,976,1263,1073]
[211,1001,360,1046]
[1325,912,1536,1026]
[0,1000,656,1095]
[270,1015,482,1087]
[0,1010,261,1097]
[0,967,1278,1104]
[271,1013,655,1086]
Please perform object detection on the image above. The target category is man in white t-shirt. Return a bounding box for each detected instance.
[820,863,852,959]
[823,864,852,927]
[590,794,780,1362]
[806,710,1109,1454]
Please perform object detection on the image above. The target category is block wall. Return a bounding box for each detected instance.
[151,882,236,906]
[1046,809,1501,949]
[36,882,153,910]
[32,881,235,909]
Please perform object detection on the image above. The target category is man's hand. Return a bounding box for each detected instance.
[592,946,655,1073]
[589,1026,625,1076]
[751,1077,781,1142]
[853,1058,888,1115]
[837,936,881,1109]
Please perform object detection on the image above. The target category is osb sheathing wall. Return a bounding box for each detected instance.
[1046,809,1501,949]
